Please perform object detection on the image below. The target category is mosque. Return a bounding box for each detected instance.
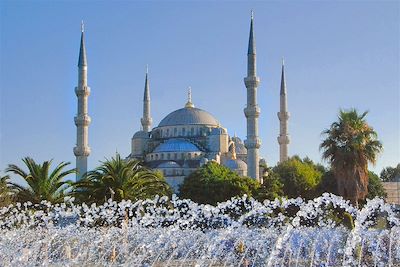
[73,14,290,192]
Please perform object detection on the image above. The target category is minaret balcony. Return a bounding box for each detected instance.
[244,138,261,149]
[278,135,290,145]
[244,76,260,88]
[73,146,91,157]
[75,86,91,96]
[141,117,153,126]
[74,114,91,126]
[244,106,261,118]
[277,111,290,120]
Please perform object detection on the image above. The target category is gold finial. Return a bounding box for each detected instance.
[251,10,254,20]
[185,86,194,108]
[81,20,84,33]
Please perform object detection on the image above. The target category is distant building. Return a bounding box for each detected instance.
[383,179,400,205]
[73,15,292,191]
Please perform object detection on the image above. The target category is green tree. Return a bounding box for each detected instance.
[256,170,284,201]
[73,154,171,204]
[318,170,338,195]
[5,157,74,204]
[367,171,387,199]
[0,174,14,207]
[179,162,260,205]
[320,109,383,206]
[273,157,323,199]
[380,164,400,182]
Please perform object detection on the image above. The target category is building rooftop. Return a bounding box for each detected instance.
[158,107,220,127]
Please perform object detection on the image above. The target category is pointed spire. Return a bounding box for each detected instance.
[143,65,150,101]
[247,10,256,55]
[185,86,194,108]
[280,58,286,96]
[141,66,152,132]
[78,21,87,67]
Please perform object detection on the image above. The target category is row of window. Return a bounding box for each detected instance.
[159,169,186,176]
[155,127,210,138]
[147,152,202,161]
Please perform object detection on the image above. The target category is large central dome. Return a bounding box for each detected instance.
[158,107,220,127]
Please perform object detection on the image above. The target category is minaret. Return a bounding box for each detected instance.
[73,21,91,181]
[244,12,261,181]
[141,66,152,132]
[277,59,290,162]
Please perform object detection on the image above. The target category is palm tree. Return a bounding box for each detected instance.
[320,109,383,206]
[0,174,14,206]
[73,153,171,204]
[6,157,75,204]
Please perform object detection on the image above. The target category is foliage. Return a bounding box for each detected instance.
[366,171,387,199]
[179,162,261,205]
[5,157,74,204]
[0,174,14,207]
[320,109,383,206]
[318,170,338,195]
[73,154,171,204]
[255,170,284,201]
[273,157,323,199]
[380,163,400,182]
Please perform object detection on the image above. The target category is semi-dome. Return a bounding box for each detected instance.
[158,107,220,127]
[223,159,248,171]
[157,161,181,168]
[153,138,200,153]
[132,130,149,139]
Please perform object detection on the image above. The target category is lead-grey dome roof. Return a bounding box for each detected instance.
[158,107,220,127]
[153,139,201,153]
[223,159,248,171]
[157,161,181,168]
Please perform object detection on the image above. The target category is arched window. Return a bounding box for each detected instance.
[151,155,154,160]
[191,127,194,136]
[155,154,159,160]
[174,128,177,136]
[188,153,191,159]
[167,153,170,160]
[182,128,186,136]
[174,153,178,160]
[161,154,164,160]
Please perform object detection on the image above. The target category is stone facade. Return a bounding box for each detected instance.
[383,182,400,205]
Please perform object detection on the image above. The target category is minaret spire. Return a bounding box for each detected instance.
[141,66,152,132]
[277,59,290,163]
[74,22,91,181]
[244,12,261,182]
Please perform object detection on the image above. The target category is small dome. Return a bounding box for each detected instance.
[223,159,247,171]
[157,161,181,168]
[158,107,220,127]
[132,131,149,139]
[153,138,201,153]
[232,136,247,155]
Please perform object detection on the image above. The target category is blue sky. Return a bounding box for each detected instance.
[0,1,399,181]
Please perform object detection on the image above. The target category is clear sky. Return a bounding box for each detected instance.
[1,1,399,182]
